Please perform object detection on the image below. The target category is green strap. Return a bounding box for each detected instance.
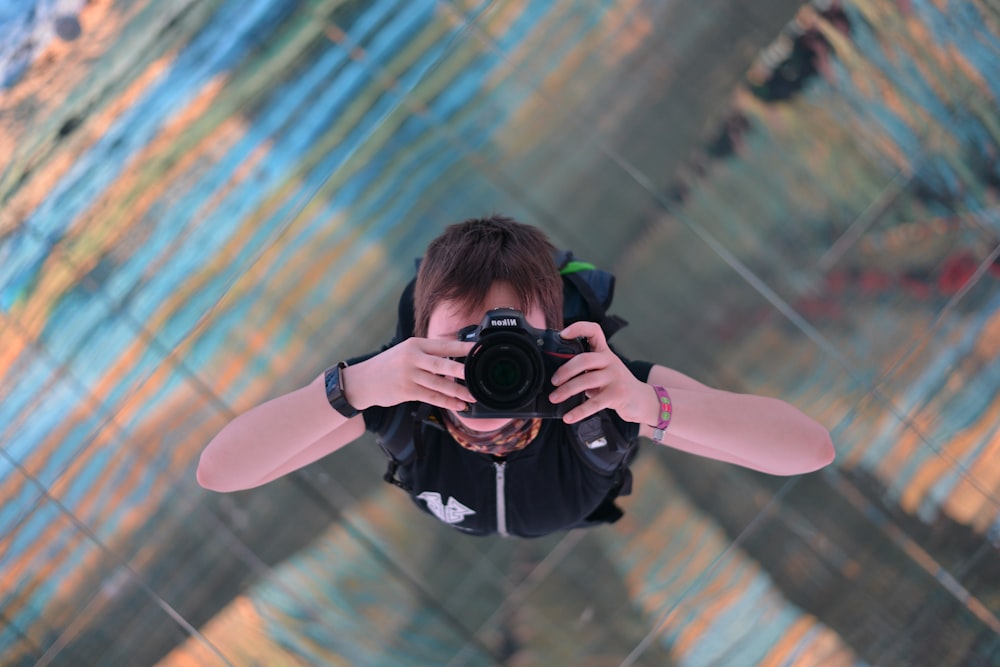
[559,260,596,275]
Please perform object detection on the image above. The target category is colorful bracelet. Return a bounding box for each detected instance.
[651,385,672,443]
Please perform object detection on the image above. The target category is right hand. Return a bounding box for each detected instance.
[341,338,476,412]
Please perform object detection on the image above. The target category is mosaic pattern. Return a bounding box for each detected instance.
[2,0,1000,665]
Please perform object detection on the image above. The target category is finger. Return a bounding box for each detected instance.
[549,370,611,404]
[550,352,610,387]
[416,354,468,380]
[411,386,470,412]
[416,371,476,404]
[559,321,609,353]
[418,338,476,358]
[563,392,609,424]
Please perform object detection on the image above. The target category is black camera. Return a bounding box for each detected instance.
[457,308,587,419]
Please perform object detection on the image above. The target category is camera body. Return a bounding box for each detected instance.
[457,308,587,419]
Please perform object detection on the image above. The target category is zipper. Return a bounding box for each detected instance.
[494,461,508,537]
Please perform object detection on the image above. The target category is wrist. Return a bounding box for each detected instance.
[648,384,672,443]
[339,362,371,411]
[621,380,661,426]
[635,383,659,427]
[325,362,363,416]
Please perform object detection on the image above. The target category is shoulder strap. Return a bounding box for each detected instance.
[569,412,639,476]
[556,250,628,340]
[394,260,420,343]
[376,404,413,490]
[569,412,640,521]
[377,402,435,490]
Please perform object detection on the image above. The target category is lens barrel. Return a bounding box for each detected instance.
[465,333,543,410]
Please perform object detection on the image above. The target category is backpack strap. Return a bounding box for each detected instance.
[375,403,414,488]
[556,250,628,340]
[568,412,640,526]
[569,412,639,478]
[394,259,420,342]
[377,402,436,490]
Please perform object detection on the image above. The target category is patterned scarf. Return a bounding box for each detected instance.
[442,411,542,457]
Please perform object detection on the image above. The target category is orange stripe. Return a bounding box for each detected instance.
[1,0,153,236]
[944,432,1000,532]
[671,560,754,656]
[757,615,816,667]
[899,397,1000,514]
[14,73,239,337]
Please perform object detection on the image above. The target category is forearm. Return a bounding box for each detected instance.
[247,417,367,488]
[638,366,834,475]
[196,335,473,492]
[197,373,350,492]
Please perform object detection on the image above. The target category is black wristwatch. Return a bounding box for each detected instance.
[324,361,360,418]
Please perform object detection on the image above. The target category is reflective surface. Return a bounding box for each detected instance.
[2,0,1000,665]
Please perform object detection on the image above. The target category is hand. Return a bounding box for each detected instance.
[342,338,476,412]
[549,321,655,425]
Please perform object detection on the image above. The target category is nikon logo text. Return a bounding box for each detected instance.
[491,318,518,327]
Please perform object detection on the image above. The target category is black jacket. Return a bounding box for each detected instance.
[362,399,644,538]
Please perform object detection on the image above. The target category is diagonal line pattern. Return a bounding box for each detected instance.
[5,1,998,664]
[0,447,237,667]
[616,478,799,667]
[445,3,1000,664]
[4,5,509,664]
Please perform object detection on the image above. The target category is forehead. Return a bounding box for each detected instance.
[426,283,542,336]
[429,286,522,326]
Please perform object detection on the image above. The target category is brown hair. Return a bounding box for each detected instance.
[414,215,563,336]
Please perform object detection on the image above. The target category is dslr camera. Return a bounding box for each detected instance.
[457,308,587,419]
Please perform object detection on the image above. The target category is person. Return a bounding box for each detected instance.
[197,216,835,537]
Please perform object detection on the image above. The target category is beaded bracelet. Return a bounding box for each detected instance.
[651,385,672,443]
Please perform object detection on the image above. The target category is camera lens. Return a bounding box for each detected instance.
[487,357,521,391]
[466,333,543,410]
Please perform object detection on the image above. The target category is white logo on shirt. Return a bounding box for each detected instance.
[417,492,476,524]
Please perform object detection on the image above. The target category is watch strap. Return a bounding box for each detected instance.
[325,361,360,418]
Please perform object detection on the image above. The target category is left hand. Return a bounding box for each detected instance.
[549,321,653,425]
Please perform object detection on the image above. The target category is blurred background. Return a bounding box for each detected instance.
[2,0,1000,665]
